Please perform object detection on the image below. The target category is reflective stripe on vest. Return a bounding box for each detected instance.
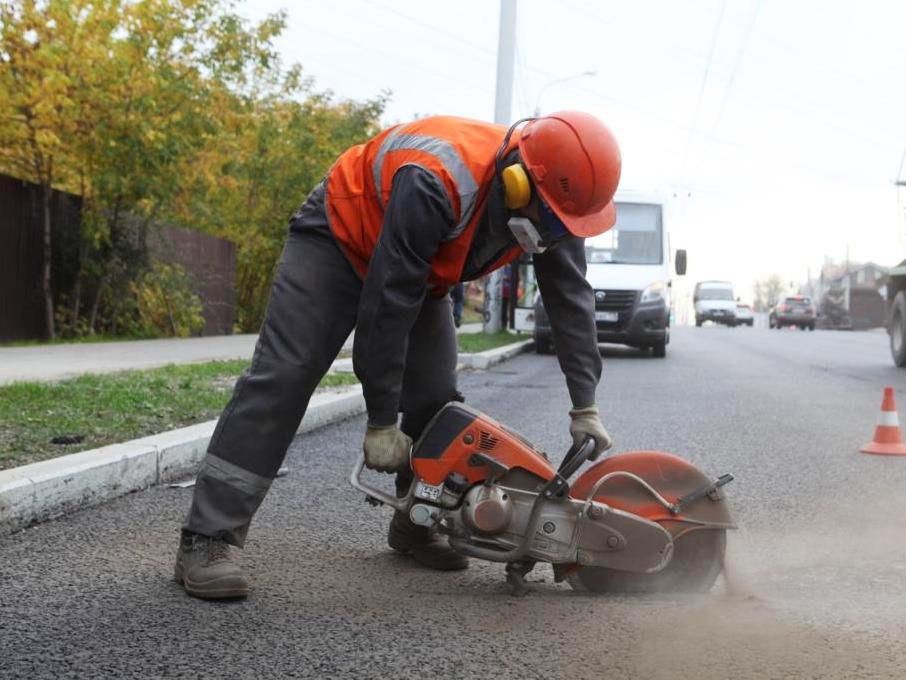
[372,127,479,237]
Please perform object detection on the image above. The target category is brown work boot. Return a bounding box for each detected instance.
[174,530,250,600]
[387,510,469,571]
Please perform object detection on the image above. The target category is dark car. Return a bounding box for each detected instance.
[769,295,816,330]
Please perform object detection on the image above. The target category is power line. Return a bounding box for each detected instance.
[296,22,495,96]
[678,0,726,180]
[686,0,761,184]
[357,0,496,57]
[295,1,906,186]
[550,0,906,166]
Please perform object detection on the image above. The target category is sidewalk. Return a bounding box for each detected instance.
[0,336,531,533]
[0,323,483,385]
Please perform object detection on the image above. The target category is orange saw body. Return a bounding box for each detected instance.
[352,402,735,594]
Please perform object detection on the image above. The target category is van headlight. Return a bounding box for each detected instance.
[640,281,666,303]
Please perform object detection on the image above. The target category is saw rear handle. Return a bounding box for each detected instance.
[349,455,411,512]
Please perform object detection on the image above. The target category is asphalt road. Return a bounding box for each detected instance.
[3,326,906,679]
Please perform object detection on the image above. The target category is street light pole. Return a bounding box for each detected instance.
[483,0,518,334]
[533,71,597,116]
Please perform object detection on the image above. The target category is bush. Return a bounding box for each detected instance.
[132,263,205,337]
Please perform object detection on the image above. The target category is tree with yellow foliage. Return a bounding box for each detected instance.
[0,0,386,338]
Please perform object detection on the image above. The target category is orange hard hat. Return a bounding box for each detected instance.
[517,111,622,238]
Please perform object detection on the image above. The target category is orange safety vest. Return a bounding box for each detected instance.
[325,116,523,288]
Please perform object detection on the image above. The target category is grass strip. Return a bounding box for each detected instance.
[457,330,527,354]
[0,360,359,470]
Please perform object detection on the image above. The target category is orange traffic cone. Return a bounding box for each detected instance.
[861,387,906,456]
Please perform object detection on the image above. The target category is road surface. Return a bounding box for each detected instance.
[2,325,906,679]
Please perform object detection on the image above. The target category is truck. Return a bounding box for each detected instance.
[531,191,686,358]
[887,260,906,365]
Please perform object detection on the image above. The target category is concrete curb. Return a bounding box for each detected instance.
[457,339,534,370]
[0,387,366,534]
[0,339,533,534]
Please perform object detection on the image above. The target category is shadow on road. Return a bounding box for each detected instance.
[598,344,655,359]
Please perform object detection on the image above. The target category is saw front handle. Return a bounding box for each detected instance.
[350,454,411,512]
[557,436,599,479]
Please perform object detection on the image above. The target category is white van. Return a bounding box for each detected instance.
[533,191,686,357]
[693,281,737,327]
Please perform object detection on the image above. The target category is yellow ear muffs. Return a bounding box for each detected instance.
[502,164,531,209]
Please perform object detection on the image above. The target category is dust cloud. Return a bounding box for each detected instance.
[630,493,906,679]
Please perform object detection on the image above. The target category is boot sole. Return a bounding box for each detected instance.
[174,562,250,600]
[388,537,469,571]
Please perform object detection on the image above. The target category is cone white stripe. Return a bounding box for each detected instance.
[878,411,899,427]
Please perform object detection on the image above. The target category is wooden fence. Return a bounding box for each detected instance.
[0,173,235,341]
[0,174,82,341]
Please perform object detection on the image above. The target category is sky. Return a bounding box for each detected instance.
[239,0,906,302]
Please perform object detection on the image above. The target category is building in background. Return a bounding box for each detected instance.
[810,258,887,330]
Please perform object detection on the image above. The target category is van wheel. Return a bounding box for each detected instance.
[651,341,666,358]
[695,317,702,327]
[534,336,553,354]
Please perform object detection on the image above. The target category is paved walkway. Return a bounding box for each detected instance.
[0,323,483,385]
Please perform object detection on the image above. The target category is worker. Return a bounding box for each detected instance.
[451,282,465,327]
[174,111,621,599]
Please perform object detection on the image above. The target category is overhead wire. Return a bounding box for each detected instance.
[358,0,497,57]
[678,0,726,182]
[295,22,495,96]
[295,0,905,187]
[710,0,760,132]
[557,0,903,146]
[684,0,761,188]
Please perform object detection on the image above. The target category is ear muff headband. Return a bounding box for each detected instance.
[495,117,536,210]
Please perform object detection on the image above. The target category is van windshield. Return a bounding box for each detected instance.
[699,288,734,301]
[585,202,663,265]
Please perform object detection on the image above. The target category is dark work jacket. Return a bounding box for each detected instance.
[291,167,601,425]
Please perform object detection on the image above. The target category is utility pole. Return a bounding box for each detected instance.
[483,0,517,333]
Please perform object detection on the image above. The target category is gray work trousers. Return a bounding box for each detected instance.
[183,222,459,546]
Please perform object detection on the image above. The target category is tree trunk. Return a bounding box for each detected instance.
[70,274,82,332]
[88,277,105,335]
[41,183,56,339]
[165,292,178,336]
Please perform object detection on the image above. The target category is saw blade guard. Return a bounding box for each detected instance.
[564,450,734,594]
[569,450,735,535]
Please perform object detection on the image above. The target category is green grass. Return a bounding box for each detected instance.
[457,330,526,354]
[0,361,359,470]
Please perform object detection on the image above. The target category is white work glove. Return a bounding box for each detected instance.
[363,424,412,473]
[569,406,613,458]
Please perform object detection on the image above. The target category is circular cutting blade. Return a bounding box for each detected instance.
[567,528,726,594]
